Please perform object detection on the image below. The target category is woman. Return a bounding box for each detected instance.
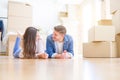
[13,27,48,59]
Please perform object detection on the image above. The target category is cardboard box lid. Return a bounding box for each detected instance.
[98,19,112,26]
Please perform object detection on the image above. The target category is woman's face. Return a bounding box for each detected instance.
[36,31,40,41]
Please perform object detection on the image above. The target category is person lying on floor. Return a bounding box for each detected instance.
[46,25,74,59]
[13,27,48,59]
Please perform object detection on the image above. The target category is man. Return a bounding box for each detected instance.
[46,25,74,59]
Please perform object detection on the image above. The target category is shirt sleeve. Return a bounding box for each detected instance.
[19,50,24,58]
[51,53,58,58]
[67,52,73,58]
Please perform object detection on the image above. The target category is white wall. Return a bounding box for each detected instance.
[9,0,62,34]
[79,0,96,42]
[32,0,60,34]
[0,0,8,17]
[0,0,8,37]
[79,0,112,43]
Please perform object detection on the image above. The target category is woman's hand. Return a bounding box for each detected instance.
[37,53,48,59]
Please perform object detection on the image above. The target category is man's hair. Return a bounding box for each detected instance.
[54,25,66,34]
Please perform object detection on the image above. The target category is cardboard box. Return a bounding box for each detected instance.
[8,16,32,33]
[115,34,120,57]
[110,0,120,14]
[88,26,115,42]
[8,1,32,18]
[7,34,17,57]
[83,42,117,58]
[7,34,23,57]
[112,10,120,34]
[98,19,112,26]
[59,12,68,17]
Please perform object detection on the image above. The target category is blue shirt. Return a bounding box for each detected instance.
[46,34,74,58]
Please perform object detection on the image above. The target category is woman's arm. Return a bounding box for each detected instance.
[13,37,22,58]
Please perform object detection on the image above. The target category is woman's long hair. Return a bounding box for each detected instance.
[23,27,38,59]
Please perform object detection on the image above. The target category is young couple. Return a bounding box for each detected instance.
[13,25,74,59]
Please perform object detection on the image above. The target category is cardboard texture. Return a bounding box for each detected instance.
[110,0,120,14]
[115,34,120,57]
[88,26,115,42]
[112,10,120,34]
[8,16,32,33]
[7,35,17,56]
[98,19,112,26]
[83,42,117,58]
[8,1,32,17]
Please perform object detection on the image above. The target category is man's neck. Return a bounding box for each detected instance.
[58,37,64,42]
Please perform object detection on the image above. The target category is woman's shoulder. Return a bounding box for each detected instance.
[36,37,44,44]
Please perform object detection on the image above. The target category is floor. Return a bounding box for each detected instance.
[0,56,120,80]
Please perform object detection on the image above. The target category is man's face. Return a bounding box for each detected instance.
[52,30,64,41]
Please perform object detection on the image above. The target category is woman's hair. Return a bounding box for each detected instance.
[23,27,39,59]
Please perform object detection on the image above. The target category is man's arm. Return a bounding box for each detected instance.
[67,36,74,57]
[46,36,54,58]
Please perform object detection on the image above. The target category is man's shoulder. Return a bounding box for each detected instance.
[65,34,73,41]
[47,34,52,38]
[65,34,72,39]
[47,34,52,40]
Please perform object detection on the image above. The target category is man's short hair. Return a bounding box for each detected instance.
[54,25,66,34]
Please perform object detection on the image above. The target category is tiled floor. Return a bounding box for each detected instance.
[0,56,120,80]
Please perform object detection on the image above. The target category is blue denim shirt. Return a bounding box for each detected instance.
[46,34,74,58]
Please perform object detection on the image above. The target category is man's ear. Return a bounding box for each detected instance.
[61,34,65,37]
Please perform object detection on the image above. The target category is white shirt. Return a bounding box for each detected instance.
[55,41,64,54]
[52,41,73,58]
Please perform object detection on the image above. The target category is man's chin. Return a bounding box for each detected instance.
[52,38,57,41]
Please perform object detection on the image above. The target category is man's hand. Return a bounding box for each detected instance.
[54,50,71,59]
[62,50,71,59]
[54,54,64,59]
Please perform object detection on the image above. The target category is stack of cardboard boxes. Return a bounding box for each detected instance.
[83,19,117,58]
[83,0,120,58]
[112,10,120,58]
[8,1,32,33]
[110,0,120,58]
[7,1,32,56]
[111,9,120,58]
